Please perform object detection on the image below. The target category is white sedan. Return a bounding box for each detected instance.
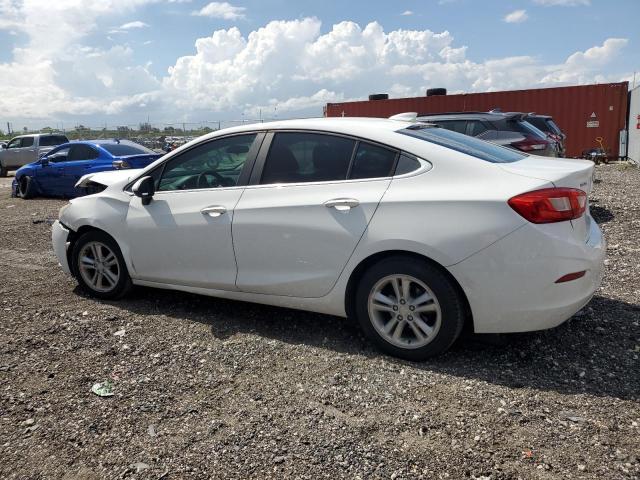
[52,116,605,360]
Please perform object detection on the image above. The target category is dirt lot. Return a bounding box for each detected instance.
[0,165,638,480]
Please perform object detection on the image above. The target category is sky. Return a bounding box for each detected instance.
[0,0,638,130]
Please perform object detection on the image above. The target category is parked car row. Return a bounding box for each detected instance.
[416,110,566,157]
[10,139,162,199]
[0,133,69,176]
[51,116,603,360]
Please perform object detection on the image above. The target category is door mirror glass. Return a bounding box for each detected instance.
[132,176,155,205]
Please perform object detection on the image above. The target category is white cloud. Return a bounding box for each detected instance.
[504,9,528,23]
[192,2,246,20]
[118,20,149,29]
[534,0,590,5]
[163,20,629,119]
[401,10,414,16]
[0,9,630,124]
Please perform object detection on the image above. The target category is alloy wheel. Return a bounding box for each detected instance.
[78,241,120,293]
[367,274,442,349]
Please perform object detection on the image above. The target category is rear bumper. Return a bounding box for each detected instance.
[51,220,72,275]
[449,218,605,333]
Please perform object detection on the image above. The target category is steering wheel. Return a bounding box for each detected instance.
[196,170,226,189]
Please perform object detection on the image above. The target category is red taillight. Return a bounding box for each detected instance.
[508,188,587,224]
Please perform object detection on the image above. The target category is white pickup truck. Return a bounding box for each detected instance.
[0,133,69,176]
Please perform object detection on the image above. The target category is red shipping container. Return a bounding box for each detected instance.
[325,82,629,158]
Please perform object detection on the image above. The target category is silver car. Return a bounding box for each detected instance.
[0,133,69,176]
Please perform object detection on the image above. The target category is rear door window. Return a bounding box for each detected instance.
[40,135,69,147]
[261,132,355,184]
[68,145,100,161]
[394,154,422,175]
[349,142,397,179]
[21,137,34,147]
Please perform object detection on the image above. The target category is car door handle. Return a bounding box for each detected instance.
[324,198,360,211]
[201,206,227,217]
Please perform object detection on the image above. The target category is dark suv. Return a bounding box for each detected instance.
[522,114,566,156]
[416,111,559,157]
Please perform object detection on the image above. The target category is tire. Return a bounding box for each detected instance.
[0,165,7,177]
[71,230,132,300]
[355,256,465,361]
[18,176,36,199]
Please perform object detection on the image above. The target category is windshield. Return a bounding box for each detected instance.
[399,125,527,163]
[509,120,547,139]
[102,143,153,156]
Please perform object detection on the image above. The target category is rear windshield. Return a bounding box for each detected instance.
[399,126,526,163]
[40,135,69,147]
[101,143,153,156]
[509,120,547,138]
[546,119,563,136]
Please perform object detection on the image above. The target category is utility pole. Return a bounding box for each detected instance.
[6,122,11,135]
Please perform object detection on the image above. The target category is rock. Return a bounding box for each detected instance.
[130,462,150,473]
[22,418,35,426]
[148,424,156,437]
[273,456,286,464]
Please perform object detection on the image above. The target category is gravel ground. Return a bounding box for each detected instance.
[0,164,638,480]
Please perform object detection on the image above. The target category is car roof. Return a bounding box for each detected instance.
[197,117,418,139]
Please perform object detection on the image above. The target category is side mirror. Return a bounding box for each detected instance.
[0,144,6,149]
[41,158,49,166]
[132,176,155,205]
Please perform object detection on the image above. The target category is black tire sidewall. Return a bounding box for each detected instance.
[355,257,465,361]
[71,231,132,300]
[19,176,34,199]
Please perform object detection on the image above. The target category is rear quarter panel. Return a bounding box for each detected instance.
[350,144,551,268]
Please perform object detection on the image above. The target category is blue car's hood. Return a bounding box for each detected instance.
[16,161,40,174]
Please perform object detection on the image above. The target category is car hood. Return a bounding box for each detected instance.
[16,160,40,173]
[75,168,143,188]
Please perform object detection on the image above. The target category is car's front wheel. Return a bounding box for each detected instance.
[18,176,36,199]
[71,231,132,300]
[355,256,466,361]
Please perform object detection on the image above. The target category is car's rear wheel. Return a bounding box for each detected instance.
[18,176,36,199]
[355,256,465,360]
[71,231,132,300]
[0,165,7,177]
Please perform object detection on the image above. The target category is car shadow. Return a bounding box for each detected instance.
[86,286,639,401]
[590,204,615,224]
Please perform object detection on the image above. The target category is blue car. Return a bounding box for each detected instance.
[12,140,163,198]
